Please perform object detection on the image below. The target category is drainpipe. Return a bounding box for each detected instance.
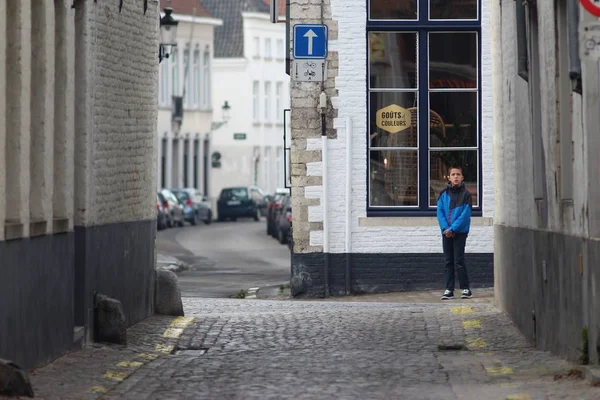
[516,0,528,80]
[320,91,329,297]
[567,0,582,85]
[345,117,352,295]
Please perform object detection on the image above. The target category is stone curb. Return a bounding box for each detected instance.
[156,253,189,273]
[576,365,600,385]
[245,287,259,299]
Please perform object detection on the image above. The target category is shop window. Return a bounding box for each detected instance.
[367,0,481,215]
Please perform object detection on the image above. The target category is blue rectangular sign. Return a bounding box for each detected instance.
[293,24,328,59]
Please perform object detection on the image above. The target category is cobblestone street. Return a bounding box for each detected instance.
[5,293,600,399]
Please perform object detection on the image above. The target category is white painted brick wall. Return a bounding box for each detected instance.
[493,0,588,237]
[302,0,495,253]
[89,1,159,225]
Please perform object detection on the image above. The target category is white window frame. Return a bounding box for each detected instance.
[276,39,284,60]
[276,82,283,122]
[183,48,191,107]
[202,47,211,109]
[264,81,271,122]
[253,81,260,122]
[253,36,260,59]
[171,48,179,98]
[265,38,272,59]
[159,56,170,106]
[193,48,201,107]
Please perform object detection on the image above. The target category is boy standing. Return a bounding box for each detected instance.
[436,166,473,300]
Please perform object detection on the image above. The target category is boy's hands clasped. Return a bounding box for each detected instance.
[444,229,455,238]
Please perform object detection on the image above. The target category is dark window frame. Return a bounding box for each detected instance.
[366,0,483,217]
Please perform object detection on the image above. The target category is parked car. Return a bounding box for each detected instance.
[217,186,267,222]
[275,195,292,244]
[156,194,168,230]
[266,188,290,236]
[159,189,185,227]
[171,188,212,226]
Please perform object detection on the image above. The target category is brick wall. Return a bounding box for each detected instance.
[84,0,159,226]
[290,0,495,255]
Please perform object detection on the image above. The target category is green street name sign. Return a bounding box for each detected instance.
[233,133,247,140]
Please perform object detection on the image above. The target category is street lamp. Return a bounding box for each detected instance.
[159,7,178,63]
[222,101,231,122]
[211,101,232,130]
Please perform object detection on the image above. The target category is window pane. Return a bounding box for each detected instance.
[429,92,477,148]
[429,32,477,89]
[370,0,417,20]
[369,32,417,89]
[370,150,418,206]
[370,92,417,148]
[430,0,477,19]
[429,150,478,207]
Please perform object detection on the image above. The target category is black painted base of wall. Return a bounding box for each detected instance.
[75,220,156,340]
[291,252,494,298]
[495,225,600,363]
[0,219,156,371]
[0,233,75,370]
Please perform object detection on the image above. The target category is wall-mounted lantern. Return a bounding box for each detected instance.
[211,101,232,130]
[159,7,179,63]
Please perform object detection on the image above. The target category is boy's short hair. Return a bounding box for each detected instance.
[448,165,463,174]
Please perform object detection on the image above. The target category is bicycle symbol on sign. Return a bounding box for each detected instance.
[303,61,317,68]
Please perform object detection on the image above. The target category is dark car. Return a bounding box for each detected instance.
[217,186,267,222]
[266,189,290,236]
[275,195,292,244]
[171,188,212,226]
[156,194,168,230]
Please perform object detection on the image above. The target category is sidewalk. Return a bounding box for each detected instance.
[3,292,600,399]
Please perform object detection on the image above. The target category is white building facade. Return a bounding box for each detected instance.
[289,0,494,297]
[204,0,290,204]
[157,1,222,196]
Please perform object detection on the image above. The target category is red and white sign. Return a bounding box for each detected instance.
[580,0,600,17]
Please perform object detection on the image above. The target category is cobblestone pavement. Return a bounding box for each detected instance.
[4,294,600,399]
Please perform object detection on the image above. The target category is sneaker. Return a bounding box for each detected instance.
[441,290,454,300]
[461,289,473,299]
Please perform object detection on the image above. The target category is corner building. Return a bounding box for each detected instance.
[289,0,495,297]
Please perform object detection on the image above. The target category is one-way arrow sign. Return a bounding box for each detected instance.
[304,29,317,55]
[293,24,328,59]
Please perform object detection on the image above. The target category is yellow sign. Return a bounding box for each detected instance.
[376,104,411,133]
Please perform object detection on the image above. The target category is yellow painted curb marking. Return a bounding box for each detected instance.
[466,337,487,349]
[116,361,143,368]
[505,394,530,400]
[463,320,481,329]
[138,353,159,361]
[170,316,195,328]
[486,366,513,376]
[104,371,127,381]
[155,344,174,354]
[452,306,474,315]
[163,327,184,339]
[89,386,108,394]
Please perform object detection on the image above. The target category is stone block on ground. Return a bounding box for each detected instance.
[155,269,184,316]
[0,359,34,398]
[94,293,127,345]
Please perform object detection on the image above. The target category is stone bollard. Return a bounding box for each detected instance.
[0,359,34,398]
[94,293,127,345]
[155,269,184,316]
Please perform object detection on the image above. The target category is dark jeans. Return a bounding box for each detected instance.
[443,233,470,292]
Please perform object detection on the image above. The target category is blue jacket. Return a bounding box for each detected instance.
[437,183,472,235]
